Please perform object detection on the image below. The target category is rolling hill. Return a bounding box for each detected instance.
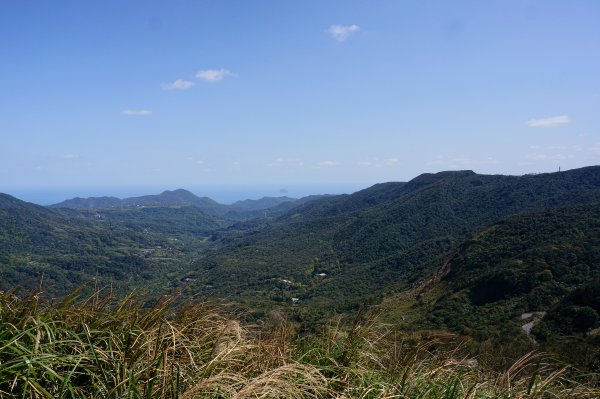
[186,167,600,313]
[382,203,600,369]
[49,189,301,220]
[0,194,223,296]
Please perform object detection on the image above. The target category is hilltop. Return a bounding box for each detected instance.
[188,166,600,312]
[49,189,301,220]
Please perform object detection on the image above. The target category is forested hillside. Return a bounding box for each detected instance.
[382,203,600,369]
[0,194,221,296]
[187,167,600,313]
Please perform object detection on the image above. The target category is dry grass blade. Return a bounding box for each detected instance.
[1,289,599,398]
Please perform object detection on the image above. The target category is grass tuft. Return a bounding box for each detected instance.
[0,289,597,398]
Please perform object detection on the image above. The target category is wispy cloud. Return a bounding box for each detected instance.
[327,24,360,41]
[426,156,499,167]
[358,157,400,167]
[314,160,341,168]
[186,156,205,165]
[61,153,79,160]
[526,153,573,161]
[267,157,284,167]
[526,115,571,127]
[549,145,583,151]
[161,79,195,90]
[267,157,304,168]
[452,156,498,166]
[196,69,235,82]
[525,144,582,162]
[122,109,152,116]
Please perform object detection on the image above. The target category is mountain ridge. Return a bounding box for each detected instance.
[48,189,304,219]
[187,166,600,312]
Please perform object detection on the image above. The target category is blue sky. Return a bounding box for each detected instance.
[1,0,599,200]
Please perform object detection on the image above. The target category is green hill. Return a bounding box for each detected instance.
[49,189,226,213]
[382,203,600,369]
[49,189,303,220]
[187,167,600,313]
[0,194,223,296]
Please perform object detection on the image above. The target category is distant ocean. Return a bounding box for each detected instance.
[5,184,366,206]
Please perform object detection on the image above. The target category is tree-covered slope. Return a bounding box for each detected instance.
[71,206,228,235]
[384,203,600,369]
[0,195,222,296]
[187,167,600,312]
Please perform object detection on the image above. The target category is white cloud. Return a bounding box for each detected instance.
[591,142,600,156]
[161,79,195,90]
[327,24,360,41]
[426,156,498,167]
[267,157,284,167]
[315,160,341,168]
[61,153,79,160]
[525,144,582,162]
[196,69,235,82]
[526,115,571,127]
[382,157,400,166]
[426,159,443,166]
[451,156,498,166]
[267,157,305,168]
[527,153,573,161]
[451,156,471,164]
[186,156,206,166]
[549,145,583,151]
[122,109,152,116]
[358,157,400,167]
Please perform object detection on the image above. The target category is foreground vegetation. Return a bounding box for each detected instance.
[1,290,598,398]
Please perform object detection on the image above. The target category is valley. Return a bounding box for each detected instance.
[1,167,600,372]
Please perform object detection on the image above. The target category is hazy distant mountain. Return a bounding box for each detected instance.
[229,196,296,212]
[50,189,220,210]
[49,188,343,222]
[49,196,123,209]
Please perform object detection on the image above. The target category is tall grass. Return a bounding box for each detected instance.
[0,290,597,398]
